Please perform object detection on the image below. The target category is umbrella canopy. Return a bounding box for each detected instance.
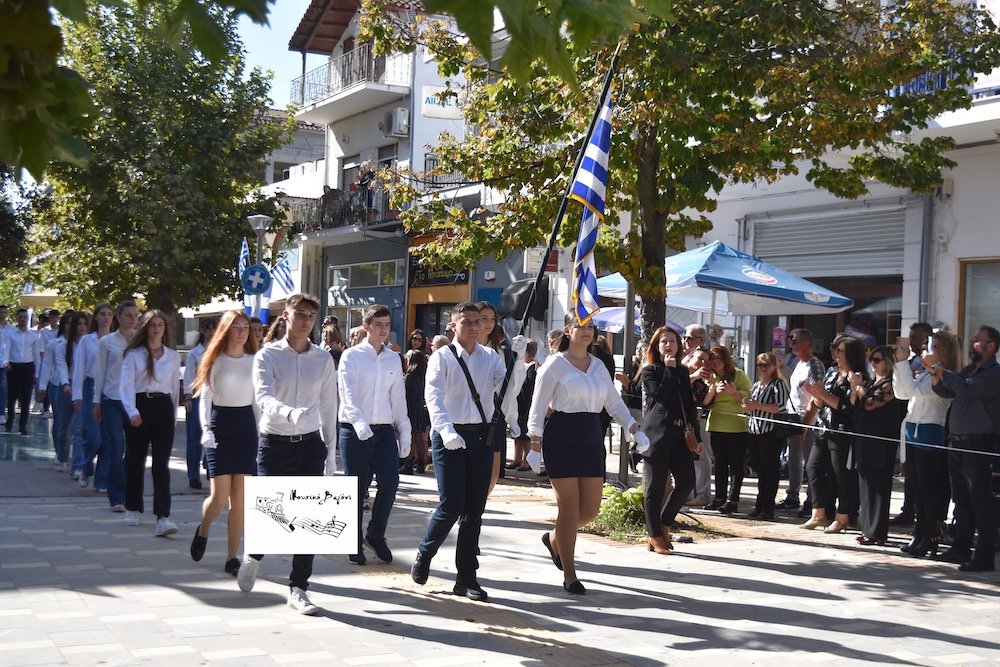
[592,307,683,335]
[596,241,853,317]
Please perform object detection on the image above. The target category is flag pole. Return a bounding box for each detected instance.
[491,42,623,436]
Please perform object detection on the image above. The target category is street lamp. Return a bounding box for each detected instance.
[247,214,273,318]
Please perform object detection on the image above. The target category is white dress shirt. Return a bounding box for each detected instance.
[6,327,42,370]
[183,343,205,397]
[254,338,338,446]
[527,353,636,439]
[199,354,258,432]
[337,339,411,446]
[38,337,69,388]
[93,331,130,403]
[119,347,181,419]
[0,323,10,367]
[71,332,106,402]
[425,342,523,444]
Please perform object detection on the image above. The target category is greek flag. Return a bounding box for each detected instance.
[569,92,613,325]
[238,237,250,276]
[271,257,294,294]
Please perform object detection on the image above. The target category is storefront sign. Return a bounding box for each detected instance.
[421,85,463,119]
[409,255,469,287]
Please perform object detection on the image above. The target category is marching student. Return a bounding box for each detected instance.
[6,308,43,437]
[119,310,182,537]
[37,312,74,470]
[338,304,411,565]
[183,316,219,490]
[72,304,114,490]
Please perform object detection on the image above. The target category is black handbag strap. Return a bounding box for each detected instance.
[448,344,488,425]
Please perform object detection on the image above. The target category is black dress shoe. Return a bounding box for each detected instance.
[703,499,725,511]
[935,547,971,564]
[776,498,800,510]
[188,479,203,490]
[365,534,393,563]
[758,511,775,521]
[224,558,240,576]
[718,501,737,515]
[541,532,562,571]
[190,525,207,561]
[411,552,430,584]
[348,550,367,565]
[454,579,488,602]
[888,512,914,526]
[958,560,996,573]
[747,508,762,519]
[563,580,587,595]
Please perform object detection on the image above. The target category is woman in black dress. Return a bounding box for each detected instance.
[639,326,701,554]
[402,350,430,474]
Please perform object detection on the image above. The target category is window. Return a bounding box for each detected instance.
[327,259,405,290]
[960,260,1000,342]
[341,153,360,189]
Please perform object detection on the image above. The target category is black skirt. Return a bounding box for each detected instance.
[204,404,258,477]
[542,411,604,478]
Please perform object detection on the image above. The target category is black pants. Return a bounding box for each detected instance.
[710,431,746,503]
[748,431,783,514]
[6,362,34,432]
[808,432,858,516]
[948,438,998,564]
[250,433,327,591]
[858,463,893,541]
[642,439,694,536]
[912,447,950,542]
[124,395,176,517]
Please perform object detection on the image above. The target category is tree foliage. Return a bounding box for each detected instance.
[365,0,1000,337]
[0,0,272,180]
[0,165,39,270]
[25,0,289,313]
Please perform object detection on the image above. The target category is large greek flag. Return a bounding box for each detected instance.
[271,256,294,294]
[569,93,612,325]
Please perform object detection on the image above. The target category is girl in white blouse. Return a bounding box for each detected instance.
[190,310,260,575]
[120,310,181,537]
[527,314,647,594]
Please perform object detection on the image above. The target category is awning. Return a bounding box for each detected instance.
[18,289,60,309]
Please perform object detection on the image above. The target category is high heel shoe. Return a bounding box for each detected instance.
[823,513,849,534]
[907,534,941,558]
[647,534,673,554]
[799,514,828,530]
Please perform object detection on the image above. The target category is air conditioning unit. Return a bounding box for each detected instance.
[383,107,409,137]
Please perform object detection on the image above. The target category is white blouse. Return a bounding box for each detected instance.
[199,354,258,431]
[527,353,636,438]
[120,347,181,419]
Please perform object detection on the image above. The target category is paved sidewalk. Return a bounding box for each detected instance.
[0,418,998,666]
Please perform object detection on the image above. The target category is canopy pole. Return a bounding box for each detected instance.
[618,282,637,485]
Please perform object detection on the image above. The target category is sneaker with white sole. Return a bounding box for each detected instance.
[237,556,261,592]
[78,476,89,489]
[288,586,318,615]
[123,511,140,526]
[153,517,177,537]
[110,504,125,513]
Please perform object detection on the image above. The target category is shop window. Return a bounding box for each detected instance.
[960,260,1000,341]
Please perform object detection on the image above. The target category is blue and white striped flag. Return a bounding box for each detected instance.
[238,237,250,276]
[569,92,613,326]
[271,256,294,294]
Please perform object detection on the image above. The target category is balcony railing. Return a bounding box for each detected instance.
[423,154,466,187]
[293,185,399,234]
[291,43,411,107]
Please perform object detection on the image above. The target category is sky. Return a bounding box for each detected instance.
[237,0,325,109]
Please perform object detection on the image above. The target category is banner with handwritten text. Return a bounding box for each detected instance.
[244,476,359,554]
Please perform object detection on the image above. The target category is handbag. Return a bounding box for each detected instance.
[675,373,701,453]
[771,397,802,438]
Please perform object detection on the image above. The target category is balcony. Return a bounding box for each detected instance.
[294,184,403,246]
[291,43,411,125]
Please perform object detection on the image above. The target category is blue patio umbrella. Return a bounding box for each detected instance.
[592,307,684,335]
[596,241,853,318]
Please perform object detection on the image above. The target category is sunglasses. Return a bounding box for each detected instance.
[756,362,772,368]
[411,335,423,340]
[870,356,885,363]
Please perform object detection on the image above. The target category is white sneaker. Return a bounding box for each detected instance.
[57,462,68,473]
[237,556,261,593]
[153,517,177,537]
[78,476,89,489]
[123,511,140,526]
[110,504,125,513]
[288,587,318,615]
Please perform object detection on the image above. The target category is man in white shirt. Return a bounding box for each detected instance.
[779,328,825,513]
[0,304,11,427]
[238,293,338,616]
[6,308,42,435]
[410,302,526,603]
[338,304,411,565]
[38,309,59,416]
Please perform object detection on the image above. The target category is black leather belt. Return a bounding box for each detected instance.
[370,423,394,431]
[265,431,320,443]
[950,433,992,442]
[138,392,170,399]
[454,423,487,430]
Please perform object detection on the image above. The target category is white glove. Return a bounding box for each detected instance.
[398,439,411,459]
[200,432,217,449]
[506,413,521,439]
[511,335,528,355]
[526,449,543,474]
[443,434,467,450]
[631,430,651,456]
[288,407,313,427]
[324,447,338,476]
[356,424,374,441]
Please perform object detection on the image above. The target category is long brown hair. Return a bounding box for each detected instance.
[65,311,91,371]
[194,310,258,395]
[645,326,683,367]
[476,301,504,351]
[709,344,736,380]
[125,310,173,380]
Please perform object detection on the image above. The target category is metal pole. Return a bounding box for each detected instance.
[254,232,264,318]
[618,282,636,484]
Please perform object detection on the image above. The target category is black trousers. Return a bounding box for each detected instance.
[748,431,783,514]
[642,439,694,536]
[710,431,746,503]
[911,447,950,542]
[6,362,34,431]
[124,395,176,517]
[948,438,998,564]
[250,433,327,591]
[858,464,893,541]
[808,432,858,516]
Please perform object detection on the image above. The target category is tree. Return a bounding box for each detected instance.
[25,1,289,313]
[366,0,1000,338]
[0,165,38,270]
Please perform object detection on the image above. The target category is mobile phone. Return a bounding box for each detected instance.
[927,336,935,354]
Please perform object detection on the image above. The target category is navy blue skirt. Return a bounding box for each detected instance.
[204,404,257,477]
[542,411,604,478]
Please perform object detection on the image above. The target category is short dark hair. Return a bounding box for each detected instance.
[15,308,27,316]
[363,304,391,324]
[979,325,1000,350]
[525,340,538,357]
[910,322,934,337]
[286,293,320,312]
[451,302,479,319]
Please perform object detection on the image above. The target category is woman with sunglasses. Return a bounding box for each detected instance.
[408,329,429,355]
[802,334,867,533]
[741,353,789,520]
[850,345,905,545]
[703,345,751,514]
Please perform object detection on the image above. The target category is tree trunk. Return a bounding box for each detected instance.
[636,123,666,341]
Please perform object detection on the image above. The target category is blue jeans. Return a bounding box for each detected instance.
[98,396,127,506]
[186,397,203,482]
[417,426,492,580]
[340,425,399,545]
[74,379,99,478]
[0,368,7,425]
[48,382,73,464]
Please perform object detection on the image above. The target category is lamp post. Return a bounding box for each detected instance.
[247,214,273,318]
